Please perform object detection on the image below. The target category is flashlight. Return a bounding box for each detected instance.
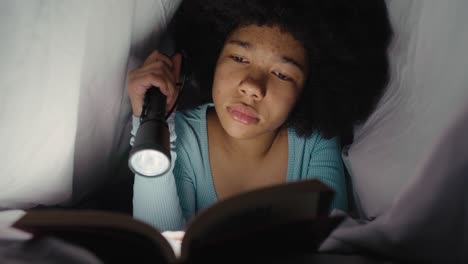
[128,87,171,177]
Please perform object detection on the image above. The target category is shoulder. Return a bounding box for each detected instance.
[289,129,341,153]
[174,103,213,150]
[175,103,211,131]
[173,104,212,180]
[175,103,210,123]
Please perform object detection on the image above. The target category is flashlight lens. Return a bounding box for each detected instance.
[129,149,170,176]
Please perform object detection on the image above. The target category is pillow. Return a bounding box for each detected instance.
[0,0,182,209]
[343,0,468,219]
[321,1,468,261]
[323,103,468,262]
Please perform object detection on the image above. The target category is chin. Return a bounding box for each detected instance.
[221,122,255,139]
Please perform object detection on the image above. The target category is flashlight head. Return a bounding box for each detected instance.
[129,149,170,177]
[129,119,171,177]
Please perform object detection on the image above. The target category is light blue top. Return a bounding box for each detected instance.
[132,103,347,231]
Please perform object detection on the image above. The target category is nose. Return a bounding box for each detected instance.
[239,75,266,100]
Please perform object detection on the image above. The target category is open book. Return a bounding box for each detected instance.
[13,179,344,263]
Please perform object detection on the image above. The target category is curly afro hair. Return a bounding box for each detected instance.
[172,0,392,145]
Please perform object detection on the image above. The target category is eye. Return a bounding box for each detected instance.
[229,55,248,63]
[273,71,292,81]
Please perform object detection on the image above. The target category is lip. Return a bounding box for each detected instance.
[226,104,260,125]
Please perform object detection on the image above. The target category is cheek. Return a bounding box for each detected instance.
[267,88,301,123]
[212,70,224,102]
[212,64,237,101]
[271,86,300,110]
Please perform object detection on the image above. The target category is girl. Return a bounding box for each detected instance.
[128,0,392,231]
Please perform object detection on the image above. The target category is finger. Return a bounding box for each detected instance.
[131,64,179,101]
[171,53,183,84]
[128,68,173,117]
[131,73,179,112]
[163,53,183,113]
[143,50,173,68]
[130,72,176,100]
[134,73,173,97]
[135,62,176,84]
[166,83,179,112]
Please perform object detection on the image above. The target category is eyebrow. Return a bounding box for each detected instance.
[281,56,305,72]
[227,39,305,72]
[227,39,252,49]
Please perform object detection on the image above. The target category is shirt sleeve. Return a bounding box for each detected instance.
[131,113,190,231]
[306,136,348,212]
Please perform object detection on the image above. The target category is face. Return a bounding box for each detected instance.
[212,25,308,139]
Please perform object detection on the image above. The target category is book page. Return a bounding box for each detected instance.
[12,210,179,263]
[161,231,184,258]
[0,210,32,240]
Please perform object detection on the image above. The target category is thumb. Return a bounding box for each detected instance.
[171,53,183,84]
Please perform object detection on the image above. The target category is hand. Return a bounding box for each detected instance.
[128,50,182,117]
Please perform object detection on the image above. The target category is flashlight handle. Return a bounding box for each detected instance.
[141,86,167,124]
